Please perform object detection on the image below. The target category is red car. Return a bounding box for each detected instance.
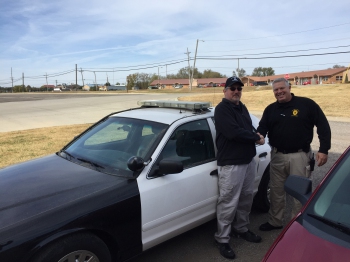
[263,145,350,262]
[303,80,311,85]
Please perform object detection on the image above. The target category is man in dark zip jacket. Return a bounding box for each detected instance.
[214,76,265,260]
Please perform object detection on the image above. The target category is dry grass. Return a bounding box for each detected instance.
[0,124,91,168]
[178,84,350,117]
[1,83,349,168]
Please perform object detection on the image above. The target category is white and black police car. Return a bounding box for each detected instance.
[0,100,271,262]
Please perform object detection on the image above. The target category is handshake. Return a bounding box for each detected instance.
[255,132,265,145]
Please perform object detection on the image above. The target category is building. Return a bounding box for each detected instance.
[102,85,127,91]
[241,67,348,86]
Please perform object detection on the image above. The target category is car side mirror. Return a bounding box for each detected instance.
[284,175,312,206]
[127,156,145,171]
[149,159,183,178]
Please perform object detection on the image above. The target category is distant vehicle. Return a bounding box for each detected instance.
[303,81,311,85]
[263,145,350,262]
[174,85,183,89]
[148,86,159,89]
[52,88,62,92]
[253,81,268,86]
[218,83,225,87]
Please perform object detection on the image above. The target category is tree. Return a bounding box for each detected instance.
[105,82,111,86]
[333,65,346,68]
[236,68,246,77]
[177,67,191,79]
[251,67,275,77]
[201,69,226,78]
[115,82,120,85]
[126,73,157,89]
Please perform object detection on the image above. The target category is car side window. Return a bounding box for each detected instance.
[160,119,215,169]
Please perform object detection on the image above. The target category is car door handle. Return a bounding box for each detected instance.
[259,152,267,158]
[210,169,218,176]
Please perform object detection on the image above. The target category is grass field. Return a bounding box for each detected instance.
[1,83,349,168]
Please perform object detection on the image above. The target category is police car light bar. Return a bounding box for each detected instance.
[138,100,211,110]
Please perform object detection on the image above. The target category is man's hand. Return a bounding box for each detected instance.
[316,152,328,166]
[256,133,265,145]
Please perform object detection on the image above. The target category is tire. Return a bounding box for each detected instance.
[31,233,111,262]
[253,167,270,213]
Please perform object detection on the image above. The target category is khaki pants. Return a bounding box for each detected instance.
[215,159,256,243]
[268,148,312,227]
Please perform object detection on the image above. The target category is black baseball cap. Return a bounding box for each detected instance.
[225,76,244,87]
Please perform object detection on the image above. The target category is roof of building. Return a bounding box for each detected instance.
[150,79,190,85]
[196,78,227,84]
[242,68,347,81]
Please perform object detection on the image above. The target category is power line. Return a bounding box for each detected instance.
[198,45,350,58]
[199,37,350,54]
[204,22,350,42]
[197,50,350,60]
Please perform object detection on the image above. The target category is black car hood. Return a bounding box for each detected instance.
[0,154,130,230]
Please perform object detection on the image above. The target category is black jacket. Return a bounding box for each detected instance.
[214,98,260,166]
[257,94,331,154]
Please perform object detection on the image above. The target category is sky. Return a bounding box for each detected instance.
[0,0,349,87]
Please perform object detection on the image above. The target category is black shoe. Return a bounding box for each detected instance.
[233,230,262,243]
[215,240,236,259]
[259,222,283,231]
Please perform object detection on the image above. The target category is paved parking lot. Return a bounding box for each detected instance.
[1,93,348,261]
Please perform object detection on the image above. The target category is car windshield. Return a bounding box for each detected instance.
[308,150,350,228]
[62,117,168,177]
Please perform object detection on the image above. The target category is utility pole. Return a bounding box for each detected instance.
[11,67,13,93]
[75,64,77,91]
[185,48,191,90]
[93,71,97,91]
[45,73,48,92]
[80,68,85,86]
[22,73,24,91]
[158,67,162,88]
[55,80,58,87]
[237,58,240,77]
[191,39,204,90]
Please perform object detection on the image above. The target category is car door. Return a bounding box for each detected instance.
[137,117,218,250]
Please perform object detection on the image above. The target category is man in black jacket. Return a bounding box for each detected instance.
[214,76,264,260]
[257,77,331,231]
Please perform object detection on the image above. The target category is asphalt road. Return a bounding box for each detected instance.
[1,93,349,261]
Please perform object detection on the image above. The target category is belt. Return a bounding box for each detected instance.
[273,147,309,154]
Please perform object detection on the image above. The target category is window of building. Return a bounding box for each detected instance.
[336,76,343,81]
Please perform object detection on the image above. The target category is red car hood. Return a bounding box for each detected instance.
[265,221,350,261]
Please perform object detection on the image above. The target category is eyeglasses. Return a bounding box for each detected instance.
[228,86,243,91]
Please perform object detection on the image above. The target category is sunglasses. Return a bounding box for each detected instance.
[228,86,243,91]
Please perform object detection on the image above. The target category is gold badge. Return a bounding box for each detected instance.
[292,109,299,116]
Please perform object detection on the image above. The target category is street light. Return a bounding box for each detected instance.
[191,39,204,89]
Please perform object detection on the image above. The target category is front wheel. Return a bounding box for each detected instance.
[253,167,270,213]
[31,233,111,262]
